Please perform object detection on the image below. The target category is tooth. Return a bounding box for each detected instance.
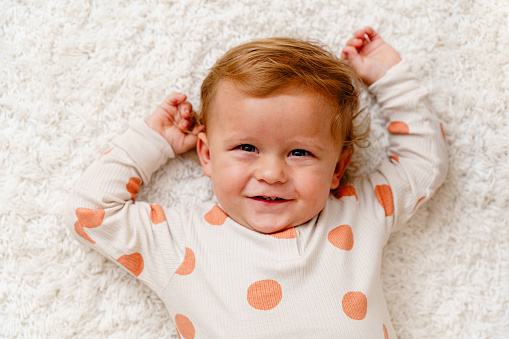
[258,196,281,201]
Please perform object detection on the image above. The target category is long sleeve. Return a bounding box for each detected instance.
[363,60,448,234]
[64,120,187,294]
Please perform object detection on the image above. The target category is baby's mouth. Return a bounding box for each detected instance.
[253,196,288,202]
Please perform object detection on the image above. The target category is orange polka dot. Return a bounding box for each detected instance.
[247,279,282,311]
[342,291,367,320]
[150,204,166,224]
[383,324,389,339]
[126,177,141,200]
[75,208,105,228]
[389,155,399,163]
[328,225,354,251]
[74,221,95,244]
[204,205,228,225]
[175,314,195,339]
[117,253,144,277]
[175,247,195,276]
[414,196,426,210]
[334,185,358,201]
[74,208,105,244]
[387,121,409,134]
[270,227,296,239]
[375,185,394,217]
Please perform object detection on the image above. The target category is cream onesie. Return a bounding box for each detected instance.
[66,60,448,338]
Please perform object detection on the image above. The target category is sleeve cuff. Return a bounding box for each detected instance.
[112,120,175,184]
[367,60,424,109]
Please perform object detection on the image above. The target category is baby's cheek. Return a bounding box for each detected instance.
[212,163,248,209]
[298,173,331,209]
[214,165,244,191]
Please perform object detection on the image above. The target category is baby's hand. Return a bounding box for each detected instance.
[341,27,402,86]
[145,93,203,155]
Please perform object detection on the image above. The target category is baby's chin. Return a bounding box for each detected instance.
[223,203,318,235]
[237,217,313,235]
[237,222,285,235]
[231,217,292,235]
[257,225,293,235]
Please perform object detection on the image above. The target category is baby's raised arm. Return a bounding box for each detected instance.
[65,95,201,293]
[342,27,448,233]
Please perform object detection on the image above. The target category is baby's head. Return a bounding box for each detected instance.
[196,37,365,234]
[199,37,362,154]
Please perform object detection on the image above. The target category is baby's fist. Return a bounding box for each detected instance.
[146,93,202,155]
[341,27,401,86]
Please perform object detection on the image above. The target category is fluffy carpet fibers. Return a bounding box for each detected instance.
[1,0,508,338]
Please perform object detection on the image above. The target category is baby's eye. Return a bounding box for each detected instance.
[237,144,258,153]
[289,149,311,157]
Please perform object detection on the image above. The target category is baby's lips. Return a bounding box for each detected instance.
[250,195,292,201]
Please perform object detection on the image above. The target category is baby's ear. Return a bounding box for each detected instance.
[330,147,352,190]
[197,132,212,177]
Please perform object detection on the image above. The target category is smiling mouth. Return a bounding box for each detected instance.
[253,196,288,202]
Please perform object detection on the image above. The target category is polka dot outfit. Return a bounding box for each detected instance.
[67,61,448,338]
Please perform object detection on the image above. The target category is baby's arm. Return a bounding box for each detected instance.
[65,94,200,292]
[343,27,448,233]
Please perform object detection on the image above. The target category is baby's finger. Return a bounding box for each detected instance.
[190,122,204,135]
[178,118,190,130]
[154,93,186,120]
[353,29,367,39]
[164,92,187,106]
[177,102,192,127]
[345,37,360,46]
[340,46,360,62]
[353,27,380,44]
[179,113,201,134]
[178,101,194,119]
[363,26,380,42]
[178,107,199,131]
[156,93,187,117]
[345,37,364,51]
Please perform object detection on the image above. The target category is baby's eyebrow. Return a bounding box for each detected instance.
[222,136,253,145]
[292,140,326,152]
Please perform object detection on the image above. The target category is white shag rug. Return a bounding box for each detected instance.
[1,1,508,338]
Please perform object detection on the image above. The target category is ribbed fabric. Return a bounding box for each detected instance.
[66,60,448,338]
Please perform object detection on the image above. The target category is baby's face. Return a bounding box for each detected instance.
[197,81,348,234]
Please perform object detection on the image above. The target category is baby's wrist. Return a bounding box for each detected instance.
[145,115,165,137]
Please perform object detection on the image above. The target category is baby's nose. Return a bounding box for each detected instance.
[255,156,288,184]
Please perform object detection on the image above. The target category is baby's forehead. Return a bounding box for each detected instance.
[213,79,334,107]
[208,81,337,127]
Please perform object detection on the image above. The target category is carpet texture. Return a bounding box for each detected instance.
[1,0,508,338]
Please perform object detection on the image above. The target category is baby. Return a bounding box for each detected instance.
[67,27,448,338]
